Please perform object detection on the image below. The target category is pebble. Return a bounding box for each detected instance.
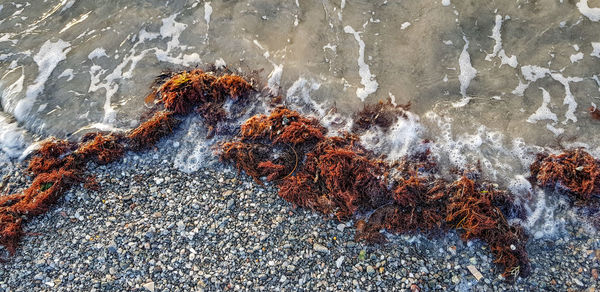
[313,243,329,253]
[451,275,460,284]
[143,282,155,292]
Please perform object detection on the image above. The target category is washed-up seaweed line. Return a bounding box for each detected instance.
[0,69,251,257]
[218,105,531,281]
[1,68,598,283]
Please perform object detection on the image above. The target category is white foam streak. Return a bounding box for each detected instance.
[1,71,24,113]
[577,0,600,22]
[58,69,74,81]
[454,36,477,107]
[204,2,212,42]
[485,15,503,61]
[88,48,107,60]
[519,65,582,123]
[527,88,557,124]
[267,64,283,95]
[204,2,212,25]
[359,112,422,160]
[519,189,566,239]
[344,25,378,101]
[570,52,584,63]
[591,42,600,58]
[0,114,27,158]
[14,39,71,122]
[88,14,203,124]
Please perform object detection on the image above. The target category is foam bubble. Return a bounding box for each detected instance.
[173,118,218,173]
[521,65,549,82]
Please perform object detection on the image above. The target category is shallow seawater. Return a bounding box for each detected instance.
[1,0,600,238]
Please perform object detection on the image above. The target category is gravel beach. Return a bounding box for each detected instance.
[0,134,598,292]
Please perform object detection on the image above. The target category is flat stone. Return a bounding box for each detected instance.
[313,243,329,253]
[143,281,155,292]
[336,256,345,268]
[466,265,483,281]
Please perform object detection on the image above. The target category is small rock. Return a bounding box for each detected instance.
[592,268,598,280]
[34,273,44,281]
[573,278,584,286]
[451,275,460,284]
[313,243,329,253]
[367,266,375,275]
[337,224,346,232]
[143,281,155,292]
[336,256,345,268]
[358,250,367,261]
[448,246,457,255]
[466,265,483,281]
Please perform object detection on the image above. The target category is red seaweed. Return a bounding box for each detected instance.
[0,65,539,283]
[127,111,180,151]
[530,149,600,202]
[0,68,255,256]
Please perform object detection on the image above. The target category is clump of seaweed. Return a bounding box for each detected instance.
[530,149,600,202]
[220,142,271,183]
[446,176,530,280]
[27,139,78,175]
[127,111,180,151]
[212,75,253,100]
[240,107,326,145]
[77,133,126,165]
[352,99,410,134]
[157,69,253,131]
[159,69,217,114]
